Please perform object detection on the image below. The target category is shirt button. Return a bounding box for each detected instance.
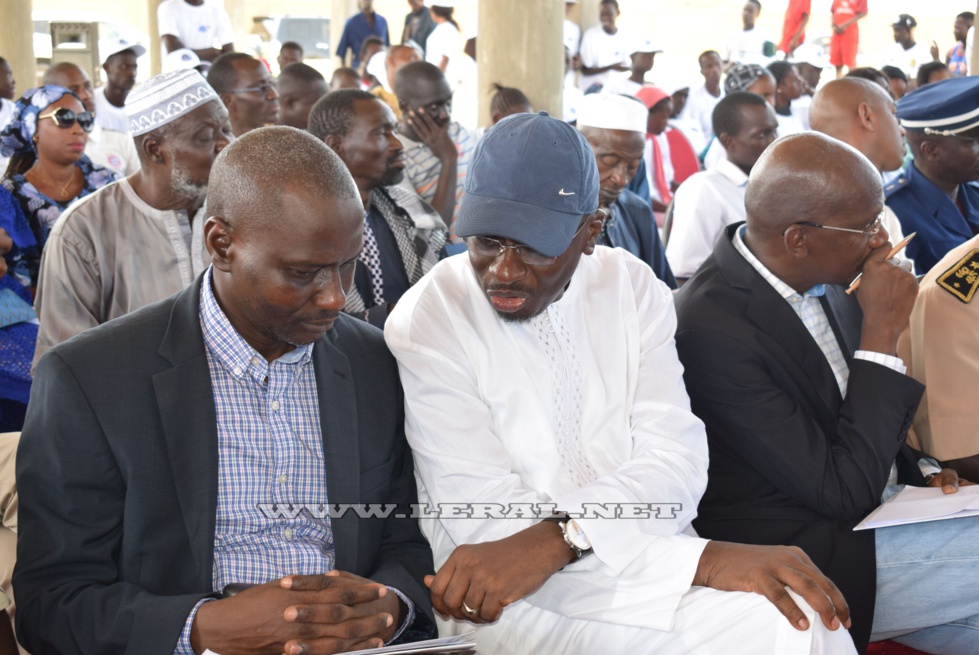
[233,366,242,376]
[284,527,294,539]
[271,400,280,411]
[250,356,261,366]
[278,474,288,484]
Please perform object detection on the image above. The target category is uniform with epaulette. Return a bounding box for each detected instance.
[899,234,979,462]
[885,76,979,274]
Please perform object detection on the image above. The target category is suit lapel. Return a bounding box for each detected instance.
[153,279,220,589]
[716,225,844,420]
[314,326,361,571]
[820,287,862,363]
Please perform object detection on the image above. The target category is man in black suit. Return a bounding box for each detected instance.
[675,132,979,654]
[14,127,435,655]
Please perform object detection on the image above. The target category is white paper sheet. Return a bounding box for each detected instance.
[854,484,979,530]
[337,632,476,655]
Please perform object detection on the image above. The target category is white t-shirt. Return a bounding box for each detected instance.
[564,19,581,57]
[603,75,644,98]
[791,94,812,131]
[578,25,630,91]
[723,27,771,65]
[884,41,933,78]
[425,22,465,87]
[157,0,234,51]
[679,83,724,141]
[93,86,131,134]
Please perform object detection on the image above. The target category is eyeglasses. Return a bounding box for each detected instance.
[37,107,95,133]
[794,211,884,237]
[225,82,277,96]
[466,211,604,266]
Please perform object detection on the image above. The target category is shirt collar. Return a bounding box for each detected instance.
[733,225,825,301]
[199,267,313,381]
[715,157,750,188]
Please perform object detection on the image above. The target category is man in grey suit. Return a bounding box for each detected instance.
[14,127,435,654]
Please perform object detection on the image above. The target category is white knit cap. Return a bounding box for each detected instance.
[576,93,648,134]
[431,0,455,7]
[125,69,220,136]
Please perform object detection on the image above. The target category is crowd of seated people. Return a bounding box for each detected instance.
[1,2,979,653]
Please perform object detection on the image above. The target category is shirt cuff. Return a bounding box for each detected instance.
[385,586,416,645]
[174,597,215,655]
[917,456,943,479]
[854,350,906,375]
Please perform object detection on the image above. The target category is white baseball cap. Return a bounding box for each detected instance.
[101,37,146,64]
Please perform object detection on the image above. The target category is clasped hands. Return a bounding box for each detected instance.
[190,570,402,655]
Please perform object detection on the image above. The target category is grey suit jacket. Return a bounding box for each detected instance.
[14,277,434,655]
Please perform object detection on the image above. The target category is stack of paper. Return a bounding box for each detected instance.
[854,485,979,530]
[338,631,477,655]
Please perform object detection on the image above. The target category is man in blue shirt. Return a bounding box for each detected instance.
[337,0,390,69]
[577,93,677,288]
[886,76,979,274]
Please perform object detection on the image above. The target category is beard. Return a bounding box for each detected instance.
[380,164,405,187]
[169,165,208,206]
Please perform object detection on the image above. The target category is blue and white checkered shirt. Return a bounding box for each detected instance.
[175,270,412,653]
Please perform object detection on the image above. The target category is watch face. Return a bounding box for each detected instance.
[566,519,592,550]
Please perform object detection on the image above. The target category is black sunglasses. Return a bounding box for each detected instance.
[38,107,95,133]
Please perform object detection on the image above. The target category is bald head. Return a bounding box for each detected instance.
[746,132,881,236]
[207,126,360,230]
[41,62,94,111]
[386,45,421,88]
[393,61,447,104]
[809,78,906,172]
[744,133,886,290]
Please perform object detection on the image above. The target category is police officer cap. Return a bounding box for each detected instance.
[897,76,979,136]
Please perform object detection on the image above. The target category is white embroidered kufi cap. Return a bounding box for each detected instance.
[575,93,648,134]
[125,69,220,137]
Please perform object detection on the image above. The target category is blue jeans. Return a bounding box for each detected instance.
[871,513,979,654]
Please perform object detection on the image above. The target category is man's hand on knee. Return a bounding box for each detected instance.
[693,541,852,632]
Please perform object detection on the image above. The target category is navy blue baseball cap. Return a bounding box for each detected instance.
[455,111,600,258]
[898,76,979,136]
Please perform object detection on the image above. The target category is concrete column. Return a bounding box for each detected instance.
[578,0,601,33]
[0,0,35,92]
[147,0,162,77]
[973,0,979,75]
[477,0,564,125]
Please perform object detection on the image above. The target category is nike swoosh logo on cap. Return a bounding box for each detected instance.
[558,189,575,196]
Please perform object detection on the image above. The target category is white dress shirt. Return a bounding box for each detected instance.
[667,158,748,278]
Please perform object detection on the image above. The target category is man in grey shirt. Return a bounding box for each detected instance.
[33,69,232,368]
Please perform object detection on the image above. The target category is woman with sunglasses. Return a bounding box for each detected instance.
[0,85,118,290]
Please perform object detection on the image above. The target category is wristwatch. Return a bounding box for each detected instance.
[543,512,593,561]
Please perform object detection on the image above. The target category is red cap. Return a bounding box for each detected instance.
[635,85,670,110]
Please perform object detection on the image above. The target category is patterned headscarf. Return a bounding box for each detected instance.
[0,85,80,158]
[724,63,769,95]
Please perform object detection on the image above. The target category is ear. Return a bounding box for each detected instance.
[324,133,344,156]
[141,134,166,166]
[718,132,734,151]
[219,93,236,113]
[581,211,606,256]
[782,224,810,259]
[857,101,874,131]
[919,139,941,162]
[205,216,234,270]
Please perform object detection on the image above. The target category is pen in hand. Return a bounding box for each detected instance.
[845,232,917,295]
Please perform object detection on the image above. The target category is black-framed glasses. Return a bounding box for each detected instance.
[226,82,277,96]
[37,107,95,133]
[466,210,606,266]
[794,211,884,237]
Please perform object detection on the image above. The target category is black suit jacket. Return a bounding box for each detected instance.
[14,278,434,654]
[674,223,924,651]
